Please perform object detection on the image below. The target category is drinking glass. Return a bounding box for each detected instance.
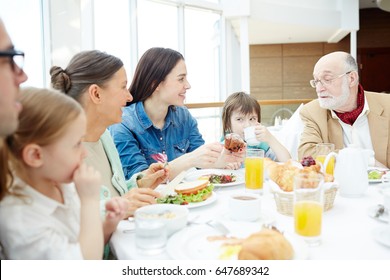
[315,143,335,175]
[293,173,324,246]
[245,149,264,194]
[134,211,167,255]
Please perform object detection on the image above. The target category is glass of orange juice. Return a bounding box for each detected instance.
[315,143,335,175]
[293,173,324,246]
[245,149,264,194]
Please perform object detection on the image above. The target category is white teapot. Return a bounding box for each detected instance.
[323,144,368,197]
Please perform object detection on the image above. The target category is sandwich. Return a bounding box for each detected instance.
[174,179,213,203]
[157,179,214,205]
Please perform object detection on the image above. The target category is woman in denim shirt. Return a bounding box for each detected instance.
[50,50,170,258]
[222,92,291,168]
[109,48,243,180]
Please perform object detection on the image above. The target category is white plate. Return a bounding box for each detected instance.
[184,169,244,187]
[368,205,389,223]
[166,221,308,260]
[186,192,217,209]
[368,167,389,184]
[373,226,390,248]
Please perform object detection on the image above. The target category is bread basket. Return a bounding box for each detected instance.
[270,181,338,216]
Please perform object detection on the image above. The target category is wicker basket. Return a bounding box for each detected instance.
[272,184,338,216]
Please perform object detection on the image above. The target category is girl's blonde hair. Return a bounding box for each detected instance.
[222,92,261,134]
[4,87,84,180]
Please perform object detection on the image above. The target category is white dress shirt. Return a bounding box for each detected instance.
[0,178,83,259]
[330,96,374,151]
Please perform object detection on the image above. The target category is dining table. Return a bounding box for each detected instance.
[109,168,390,260]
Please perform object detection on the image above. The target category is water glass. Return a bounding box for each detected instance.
[293,173,324,246]
[245,149,264,194]
[315,143,335,175]
[134,211,167,255]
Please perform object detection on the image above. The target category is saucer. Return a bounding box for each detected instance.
[373,227,390,248]
[221,210,276,225]
[368,205,389,223]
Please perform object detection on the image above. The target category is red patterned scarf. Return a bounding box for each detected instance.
[335,84,365,125]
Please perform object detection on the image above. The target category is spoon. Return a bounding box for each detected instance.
[374,204,385,218]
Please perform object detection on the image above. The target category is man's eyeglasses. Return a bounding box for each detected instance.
[309,71,352,88]
[0,49,25,74]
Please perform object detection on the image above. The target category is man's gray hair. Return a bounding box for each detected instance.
[345,54,358,72]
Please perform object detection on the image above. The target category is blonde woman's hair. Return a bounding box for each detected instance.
[4,87,84,179]
[222,92,261,134]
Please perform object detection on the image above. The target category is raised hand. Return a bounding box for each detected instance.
[138,162,169,189]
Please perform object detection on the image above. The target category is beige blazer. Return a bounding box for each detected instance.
[298,91,390,168]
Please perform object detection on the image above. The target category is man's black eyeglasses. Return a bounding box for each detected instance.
[0,49,25,74]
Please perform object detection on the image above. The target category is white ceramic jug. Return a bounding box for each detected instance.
[323,144,368,197]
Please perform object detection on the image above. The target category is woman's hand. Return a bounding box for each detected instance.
[123,188,161,217]
[225,161,242,170]
[188,143,245,169]
[214,146,246,169]
[138,162,169,189]
[188,143,225,169]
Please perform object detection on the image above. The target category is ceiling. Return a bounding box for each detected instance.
[230,0,387,45]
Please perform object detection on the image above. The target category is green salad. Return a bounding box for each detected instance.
[368,170,385,180]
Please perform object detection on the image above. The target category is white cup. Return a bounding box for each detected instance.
[244,126,259,146]
[228,193,261,222]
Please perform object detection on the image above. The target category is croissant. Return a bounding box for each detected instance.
[268,160,299,192]
[267,159,330,192]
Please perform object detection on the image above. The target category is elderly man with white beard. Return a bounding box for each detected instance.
[298,51,390,168]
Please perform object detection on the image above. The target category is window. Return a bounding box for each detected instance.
[94,0,132,74]
[0,0,45,86]
[137,1,178,55]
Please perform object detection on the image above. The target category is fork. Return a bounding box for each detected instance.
[206,220,232,237]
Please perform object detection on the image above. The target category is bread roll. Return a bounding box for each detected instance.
[224,133,245,152]
[238,229,293,260]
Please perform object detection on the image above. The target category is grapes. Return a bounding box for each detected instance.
[301,156,316,167]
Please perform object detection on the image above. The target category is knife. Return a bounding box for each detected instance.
[161,170,187,196]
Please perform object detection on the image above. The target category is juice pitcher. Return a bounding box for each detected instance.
[323,144,368,197]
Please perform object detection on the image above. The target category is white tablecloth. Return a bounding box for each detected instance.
[110,179,390,260]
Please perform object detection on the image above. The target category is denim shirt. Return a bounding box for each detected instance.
[109,102,205,180]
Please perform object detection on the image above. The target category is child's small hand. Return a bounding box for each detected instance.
[255,123,272,142]
[103,197,129,242]
[105,197,129,223]
[73,162,102,201]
